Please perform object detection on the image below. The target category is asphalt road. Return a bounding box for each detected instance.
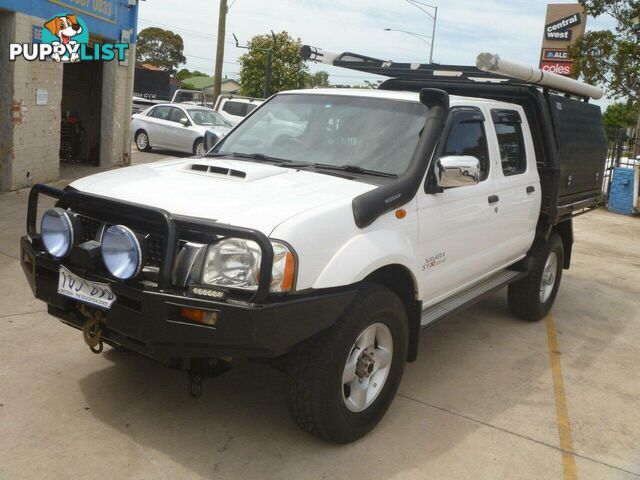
[1,151,639,479]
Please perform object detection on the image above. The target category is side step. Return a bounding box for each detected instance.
[421,270,524,327]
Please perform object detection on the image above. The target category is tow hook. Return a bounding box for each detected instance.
[78,304,106,354]
[187,358,233,398]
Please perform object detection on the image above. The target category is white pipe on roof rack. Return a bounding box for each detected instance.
[476,52,603,100]
[299,45,340,66]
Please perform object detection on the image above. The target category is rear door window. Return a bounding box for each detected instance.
[492,110,526,176]
[149,106,171,120]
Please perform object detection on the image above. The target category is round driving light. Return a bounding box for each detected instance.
[41,208,74,258]
[101,225,144,280]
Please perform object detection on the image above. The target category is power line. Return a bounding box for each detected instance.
[138,18,237,45]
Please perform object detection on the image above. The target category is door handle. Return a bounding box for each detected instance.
[488,195,499,204]
[526,186,535,194]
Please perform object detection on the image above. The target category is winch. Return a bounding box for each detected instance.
[78,304,106,354]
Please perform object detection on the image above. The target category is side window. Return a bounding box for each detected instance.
[441,110,490,181]
[492,110,526,176]
[149,106,170,120]
[223,101,247,117]
[169,107,187,123]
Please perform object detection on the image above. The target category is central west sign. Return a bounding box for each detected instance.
[545,13,581,41]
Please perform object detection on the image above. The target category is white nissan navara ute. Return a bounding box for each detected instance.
[21,51,607,443]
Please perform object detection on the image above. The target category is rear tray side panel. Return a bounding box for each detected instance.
[548,95,607,203]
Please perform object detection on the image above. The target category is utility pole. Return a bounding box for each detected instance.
[264,48,273,98]
[212,0,227,102]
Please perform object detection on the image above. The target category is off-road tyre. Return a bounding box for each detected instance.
[508,233,564,322]
[287,283,408,443]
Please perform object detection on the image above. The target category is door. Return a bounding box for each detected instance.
[144,105,172,149]
[488,108,541,262]
[417,107,502,305]
[166,106,193,152]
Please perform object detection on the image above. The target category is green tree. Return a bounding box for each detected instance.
[568,1,640,103]
[306,71,330,88]
[238,31,309,98]
[175,69,209,82]
[137,27,187,74]
[603,102,640,131]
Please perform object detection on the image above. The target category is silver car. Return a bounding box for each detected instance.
[131,104,232,156]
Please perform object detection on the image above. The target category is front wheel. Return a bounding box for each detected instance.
[193,138,205,156]
[508,233,564,321]
[287,284,408,443]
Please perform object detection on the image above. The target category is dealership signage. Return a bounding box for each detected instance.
[48,0,117,24]
[539,3,587,77]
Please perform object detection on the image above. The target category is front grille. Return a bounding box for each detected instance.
[146,235,164,267]
[78,215,102,242]
[75,213,166,268]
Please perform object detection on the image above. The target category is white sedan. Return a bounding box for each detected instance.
[131,104,232,156]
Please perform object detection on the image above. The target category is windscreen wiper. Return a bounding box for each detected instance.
[312,163,398,178]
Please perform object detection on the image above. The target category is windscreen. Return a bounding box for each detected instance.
[188,109,230,127]
[213,94,428,176]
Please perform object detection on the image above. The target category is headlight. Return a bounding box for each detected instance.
[101,225,144,280]
[201,239,296,293]
[41,208,74,258]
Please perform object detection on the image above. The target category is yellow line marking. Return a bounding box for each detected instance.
[546,313,577,480]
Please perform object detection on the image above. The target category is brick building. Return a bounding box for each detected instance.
[0,0,139,192]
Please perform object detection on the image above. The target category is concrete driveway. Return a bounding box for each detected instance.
[1,153,639,479]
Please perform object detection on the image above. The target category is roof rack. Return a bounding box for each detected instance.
[299,46,603,101]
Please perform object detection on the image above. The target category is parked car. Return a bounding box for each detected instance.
[131,104,232,156]
[131,96,164,115]
[21,50,607,444]
[214,94,264,125]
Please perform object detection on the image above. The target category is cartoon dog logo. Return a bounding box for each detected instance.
[44,14,84,62]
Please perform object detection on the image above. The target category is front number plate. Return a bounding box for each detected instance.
[58,266,117,310]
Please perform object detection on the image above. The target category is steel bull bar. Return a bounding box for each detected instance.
[26,183,275,302]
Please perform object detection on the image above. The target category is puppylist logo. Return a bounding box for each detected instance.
[9,13,128,63]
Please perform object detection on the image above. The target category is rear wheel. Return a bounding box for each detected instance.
[508,233,564,321]
[287,284,408,443]
[135,130,151,152]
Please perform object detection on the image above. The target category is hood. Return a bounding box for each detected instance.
[70,157,377,234]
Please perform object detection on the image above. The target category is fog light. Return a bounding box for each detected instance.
[181,308,219,326]
[41,208,75,258]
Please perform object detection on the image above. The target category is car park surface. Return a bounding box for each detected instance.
[0,149,639,479]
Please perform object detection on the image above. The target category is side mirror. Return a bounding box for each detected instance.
[180,117,190,126]
[204,130,219,151]
[435,155,481,188]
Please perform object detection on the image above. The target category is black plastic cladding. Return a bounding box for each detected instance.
[351,88,450,229]
[26,184,275,303]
